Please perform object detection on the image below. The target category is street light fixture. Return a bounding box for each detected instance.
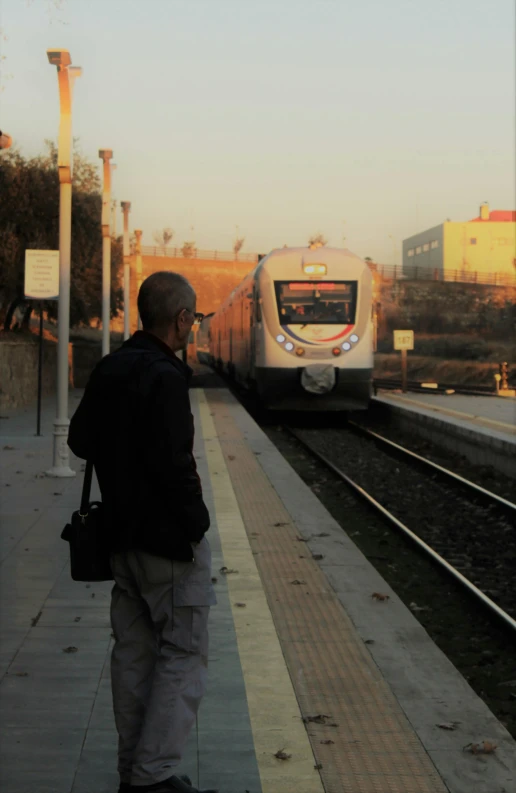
[99,148,113,357]
[46,48,82,478]
[121,202,131,340]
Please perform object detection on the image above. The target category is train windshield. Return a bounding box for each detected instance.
[274,281,357,324]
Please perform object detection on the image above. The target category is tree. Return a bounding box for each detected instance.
[0,141,122,330]
[308,233,327,248]
[153,227,174,253]
[233,236,245,259]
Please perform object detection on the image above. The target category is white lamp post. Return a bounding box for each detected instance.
[134,229,143,330]
[121,202,131,340]
[99,149,113,357]
[46,48,82,478]
[110,163,117,236]
[112,199,117,238]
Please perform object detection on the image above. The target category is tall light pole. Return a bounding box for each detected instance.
[46,49,81,478]
[111,200,117,238]
[110,163,117,236]
[99,149,113,357]
[121,202,131,340]
[134,229,143,330]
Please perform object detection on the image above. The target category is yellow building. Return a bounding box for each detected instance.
[402,203,516,283]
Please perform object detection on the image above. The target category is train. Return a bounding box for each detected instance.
[198,246,373,410]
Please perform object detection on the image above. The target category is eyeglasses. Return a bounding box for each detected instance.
[182,309,204,324]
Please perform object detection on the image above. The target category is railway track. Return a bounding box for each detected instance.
[284,423,516,633]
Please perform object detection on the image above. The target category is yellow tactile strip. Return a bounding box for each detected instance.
[206,389,448,793]
[196,391,325,793]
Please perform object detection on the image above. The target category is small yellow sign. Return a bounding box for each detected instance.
[393,330,414,351]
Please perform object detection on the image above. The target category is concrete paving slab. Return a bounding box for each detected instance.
[1,392,264,793]
[0,725,85,792]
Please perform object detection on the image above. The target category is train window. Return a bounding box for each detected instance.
[274,281,357,325]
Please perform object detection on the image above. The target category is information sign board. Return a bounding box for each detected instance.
[24,250,59,300]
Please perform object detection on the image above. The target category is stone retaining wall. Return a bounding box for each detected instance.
[0,340,58,411]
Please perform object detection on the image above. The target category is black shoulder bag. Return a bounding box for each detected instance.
[61,461,114,582]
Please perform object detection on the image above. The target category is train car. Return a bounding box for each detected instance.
[196,313,214,364]
[208,246,373,410]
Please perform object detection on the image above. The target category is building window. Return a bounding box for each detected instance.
[423,243,430,252]
[407,249,414,257]
[470,238,477,245]
[430,240,439,249]
[415,246,422,255]
[495,237,508,245]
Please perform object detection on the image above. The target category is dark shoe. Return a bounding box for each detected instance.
[120,776,193,792]
[129,774,218,792]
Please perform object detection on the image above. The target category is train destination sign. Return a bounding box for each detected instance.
[289,282,337,291]
[393,329,414,351]
[24,250,60,300]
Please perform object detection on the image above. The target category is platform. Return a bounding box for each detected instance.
[372,390,516,478]
[1,389,516,793]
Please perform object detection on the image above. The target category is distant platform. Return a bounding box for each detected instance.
[372,391,516,477]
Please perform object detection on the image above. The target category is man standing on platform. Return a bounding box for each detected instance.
[68,272,217,793]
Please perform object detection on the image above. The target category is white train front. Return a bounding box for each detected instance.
[203,246,373,410]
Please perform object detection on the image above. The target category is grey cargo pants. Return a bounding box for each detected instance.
[110,538,216,787]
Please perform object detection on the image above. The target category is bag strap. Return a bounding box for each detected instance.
[79,461,94,517]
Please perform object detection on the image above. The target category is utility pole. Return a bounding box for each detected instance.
[112,199,117,238]
[121,202,131,340]
[99,149,113,357]
[134,229,143,330]
[46,48,82,478]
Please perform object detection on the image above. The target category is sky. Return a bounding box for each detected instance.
[0,0,514,263]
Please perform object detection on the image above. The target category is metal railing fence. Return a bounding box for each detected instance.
[140,246,259,263]
[369,263,515,287]
[137,247,515,287]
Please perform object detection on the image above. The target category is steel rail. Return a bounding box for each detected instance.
[347,420,516,515]
[285,426,516,634]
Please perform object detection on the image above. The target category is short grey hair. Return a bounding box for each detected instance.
[137,271,196,332]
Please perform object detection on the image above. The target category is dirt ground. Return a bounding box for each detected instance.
[373,354,510,386]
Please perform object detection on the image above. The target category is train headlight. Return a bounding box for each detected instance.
[295,347,305,356]
[285,342,294,351]
[276,334,286,343]
[303,263,327,275]
[342,342,351,351]
[332,347,341,356]
[350,334,359,343]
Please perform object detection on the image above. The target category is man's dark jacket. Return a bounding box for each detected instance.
[68,331,210,562]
